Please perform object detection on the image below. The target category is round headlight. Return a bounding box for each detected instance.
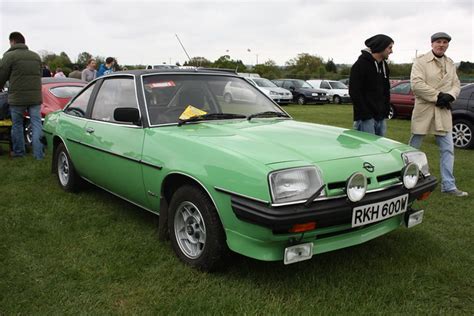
[346,172,367,202]
[402,162,419,189]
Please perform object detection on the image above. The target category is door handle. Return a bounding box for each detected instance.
[86,127,95,134]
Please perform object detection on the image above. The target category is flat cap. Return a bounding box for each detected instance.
[431,32,451,42]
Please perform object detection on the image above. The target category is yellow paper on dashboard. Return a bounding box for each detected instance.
[179,105,207,120]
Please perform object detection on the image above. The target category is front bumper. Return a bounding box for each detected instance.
[230,175,437,233]
[339,96,352,103]
[273,97,293,104]
[306,95,329,104]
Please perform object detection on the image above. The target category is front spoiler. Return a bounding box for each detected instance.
[230,175,437,232]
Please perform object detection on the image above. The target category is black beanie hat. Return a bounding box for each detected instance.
[365,34,394,53]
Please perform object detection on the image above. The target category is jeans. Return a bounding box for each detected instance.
[353,119,386,137]
[409,133,456,192]
[10,105,44,160]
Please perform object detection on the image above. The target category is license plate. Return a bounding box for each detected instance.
[351,194,409,227]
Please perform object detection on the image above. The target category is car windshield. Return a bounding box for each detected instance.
[253,78,278,88]
[49,86,84,98]
[328,81,347,89]
[296,80,313,88]
[142,74,286,125]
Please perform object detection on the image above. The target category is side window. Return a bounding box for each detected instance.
[390,82,411,95]
[64,82,97,117]
[320,81,331,89]
[282,81,292,89]
[91,78,137,123]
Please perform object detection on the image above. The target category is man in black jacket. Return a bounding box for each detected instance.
[349,34,394,136]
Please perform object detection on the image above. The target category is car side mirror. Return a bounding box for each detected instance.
[289,86,295,91]
[114,107,141,125]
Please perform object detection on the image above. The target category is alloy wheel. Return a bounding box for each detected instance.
[174,201,207,259]
[58,151,70,186]
[452,122,472,148]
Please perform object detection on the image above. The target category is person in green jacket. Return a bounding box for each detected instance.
[0,32,43,159]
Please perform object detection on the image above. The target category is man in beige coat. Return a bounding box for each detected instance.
[409,32,467,197]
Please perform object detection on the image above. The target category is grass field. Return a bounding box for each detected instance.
[1,104,473,314]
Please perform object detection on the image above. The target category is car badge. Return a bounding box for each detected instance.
[363,162,375,173]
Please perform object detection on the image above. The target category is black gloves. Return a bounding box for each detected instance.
[436,92,454,109]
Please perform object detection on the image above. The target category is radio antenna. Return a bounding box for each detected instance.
[175,34,192,63]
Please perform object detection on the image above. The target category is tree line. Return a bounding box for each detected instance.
[39,50,474,81]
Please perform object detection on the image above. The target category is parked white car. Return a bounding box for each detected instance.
[245,77,293,105]
[307,79,351,104]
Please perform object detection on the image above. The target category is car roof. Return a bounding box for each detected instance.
[112,68,240,77]
[392,80,410,85]
[42,78,87,84]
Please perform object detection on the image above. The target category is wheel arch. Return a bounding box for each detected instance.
[158,172,224,241]
[51,135,68,174]
[452,111,474,123]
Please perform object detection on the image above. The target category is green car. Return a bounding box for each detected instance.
[43,69,437,271]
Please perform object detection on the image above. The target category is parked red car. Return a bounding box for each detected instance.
[389,80,414,119]
[25,77,86,144]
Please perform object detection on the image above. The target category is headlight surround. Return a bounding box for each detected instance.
[269,91,278,95]
[402,162,419,189]
[346,172,367,202]
[402,151,430,176]
[269,166,324,204]
[311,93,319,96]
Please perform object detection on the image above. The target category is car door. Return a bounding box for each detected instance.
[59,81,99,175]
[282,80,296,98]
[390,82,414,116]
[81,76,148,207]
[320,80,331,92]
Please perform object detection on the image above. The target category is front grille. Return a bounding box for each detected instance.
[377,171,401,183]
[327,178,372,190]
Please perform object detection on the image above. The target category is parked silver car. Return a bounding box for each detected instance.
[245,77,293,105]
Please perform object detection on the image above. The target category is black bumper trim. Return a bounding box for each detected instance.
[231,175,437,232]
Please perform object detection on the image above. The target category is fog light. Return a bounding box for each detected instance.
[406,210,424,228]
[284,243,313,265]
[346,172,367,202]
[402,163,419,189]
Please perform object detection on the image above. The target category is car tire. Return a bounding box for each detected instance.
[224,93,232,103]
[388,105,396,120]
[333,95,341,104]
[452,119,474,149]
[297,95,306,105]
[55,143,82,192]
[168,184,227,271]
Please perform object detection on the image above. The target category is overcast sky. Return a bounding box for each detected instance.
[1,0,473,67]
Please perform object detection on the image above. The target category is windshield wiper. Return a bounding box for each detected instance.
[178,113,247,126]
[247,111,290,121]
[304,184,327,208]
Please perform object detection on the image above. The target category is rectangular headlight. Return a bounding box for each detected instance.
[269,166,324,204]
[402,151,430,176]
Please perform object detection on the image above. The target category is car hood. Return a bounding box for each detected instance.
[299,87,326,94]
[164,119,404,166]
[259,87,291,94]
